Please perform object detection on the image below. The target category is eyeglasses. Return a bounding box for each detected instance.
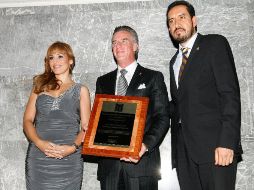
[112,38,132,47]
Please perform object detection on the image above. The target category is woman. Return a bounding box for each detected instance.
[23,41,90,189]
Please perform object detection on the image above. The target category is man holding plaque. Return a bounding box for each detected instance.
[95,25,170,190]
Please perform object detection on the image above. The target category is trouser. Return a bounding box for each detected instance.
[176,125,238,190]
[100,163,158,190]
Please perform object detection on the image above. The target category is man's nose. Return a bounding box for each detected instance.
[174,19,181,28]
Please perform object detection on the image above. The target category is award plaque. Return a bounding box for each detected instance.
[82,94,149,160]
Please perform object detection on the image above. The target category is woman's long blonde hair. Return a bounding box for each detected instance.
[33,41,75,94]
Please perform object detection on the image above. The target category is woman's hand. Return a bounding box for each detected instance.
[35,140,63,158]
[52,145,77,158]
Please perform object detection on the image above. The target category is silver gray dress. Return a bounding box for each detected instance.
[25,83,83,190]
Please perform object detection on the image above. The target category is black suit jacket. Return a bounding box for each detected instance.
[96,64,170,179]
[169,33,242,168]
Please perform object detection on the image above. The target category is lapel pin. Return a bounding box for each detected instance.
[196,47,200,51]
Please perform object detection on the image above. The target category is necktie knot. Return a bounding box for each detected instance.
[120,69,127,76]
[181,47,189,57]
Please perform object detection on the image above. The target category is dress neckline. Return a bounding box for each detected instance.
[39,83,76,99]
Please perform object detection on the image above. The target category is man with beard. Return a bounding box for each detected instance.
[166,1,242,190]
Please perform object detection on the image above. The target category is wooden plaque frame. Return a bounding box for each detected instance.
[82,94,149,160]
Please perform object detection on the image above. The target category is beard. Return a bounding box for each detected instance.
[172,27,195,44]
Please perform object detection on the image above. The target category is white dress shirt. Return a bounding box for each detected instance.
[173,32,198,88]
[115,61,138,95]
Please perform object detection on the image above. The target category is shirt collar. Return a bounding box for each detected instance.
[179,32,198,51]
[117,61,138,77]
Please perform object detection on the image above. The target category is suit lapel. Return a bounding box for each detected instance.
[125,64,143,96]
[108,69,117,95]
[170,51,179,97]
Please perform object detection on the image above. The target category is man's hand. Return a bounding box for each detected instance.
[215,147,234,166]
[120,143,148,163]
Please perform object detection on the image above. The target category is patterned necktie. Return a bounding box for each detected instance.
[117,69,128,95]
[178,47,189,84]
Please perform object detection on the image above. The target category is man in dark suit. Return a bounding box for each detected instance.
[95,25,170,190]
[166,1,242,190]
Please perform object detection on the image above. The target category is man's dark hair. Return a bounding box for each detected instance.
[112,25,139,60]
[166,1,196,30]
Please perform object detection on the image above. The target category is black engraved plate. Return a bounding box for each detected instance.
[94,101,137,147]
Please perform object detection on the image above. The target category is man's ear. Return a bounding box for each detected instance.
[192,16,197,28]
[133,43,139,52]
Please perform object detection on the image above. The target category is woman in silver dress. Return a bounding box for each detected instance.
[23,41,91,190]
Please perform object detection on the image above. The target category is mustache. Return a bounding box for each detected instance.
[174,27,185,32]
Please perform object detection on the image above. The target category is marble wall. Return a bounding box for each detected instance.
[0,0,253,189]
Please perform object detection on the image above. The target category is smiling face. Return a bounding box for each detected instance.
[47,49,73,76]
[167,5,197,44]
[45,42,75,76]
[112,31,138,68]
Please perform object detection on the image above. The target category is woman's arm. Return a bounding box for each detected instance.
[23,90,39,143]
[73,85,91,146]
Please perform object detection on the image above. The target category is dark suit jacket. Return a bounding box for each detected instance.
[96,64,170,180]
[169,33,242,168]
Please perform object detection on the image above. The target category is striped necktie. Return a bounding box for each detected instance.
[117,69,128,95]
[178,47,189,84]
